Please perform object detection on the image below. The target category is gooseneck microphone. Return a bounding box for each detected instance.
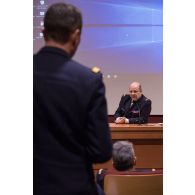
[136,102,141,125]
[130,101,134,109]
[123,100,134,117]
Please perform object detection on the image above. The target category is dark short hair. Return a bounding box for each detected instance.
[112,141,135,171]
[43,3,82,43]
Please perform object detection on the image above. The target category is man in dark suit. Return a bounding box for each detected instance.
[33,3,112,195]
[114,82,151,124]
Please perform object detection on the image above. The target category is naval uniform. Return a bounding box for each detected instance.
[33,46,112,195]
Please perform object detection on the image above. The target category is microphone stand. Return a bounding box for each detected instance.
[136,102,142,125]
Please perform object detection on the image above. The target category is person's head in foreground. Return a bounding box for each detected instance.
[112,141,136,171]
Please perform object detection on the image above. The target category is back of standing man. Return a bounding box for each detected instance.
[33,3,112,195]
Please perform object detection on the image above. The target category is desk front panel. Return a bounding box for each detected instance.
[93,123,163,170]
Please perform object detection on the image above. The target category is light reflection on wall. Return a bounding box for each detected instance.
[33,0,163,114]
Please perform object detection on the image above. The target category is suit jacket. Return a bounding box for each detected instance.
[33,46,112,195]
[114,94,151,124]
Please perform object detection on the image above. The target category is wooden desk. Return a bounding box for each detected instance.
[109,123,163,140]
[94,123,163,170]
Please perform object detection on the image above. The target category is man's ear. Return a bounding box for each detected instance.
[42,29,48,41]
[71,28,81,47]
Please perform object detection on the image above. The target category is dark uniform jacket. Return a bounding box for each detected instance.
[114,94,152,124]
[33,46,112,195]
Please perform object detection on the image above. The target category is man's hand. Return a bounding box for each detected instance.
[115,117,125,124]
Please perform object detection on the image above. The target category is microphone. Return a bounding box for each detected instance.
[136,102,141,125]
[123,100,133,117]
[130,101,134,109]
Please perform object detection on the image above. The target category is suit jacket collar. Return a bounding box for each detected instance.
[39,46,70,59]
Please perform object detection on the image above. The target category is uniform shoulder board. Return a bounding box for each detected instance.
[91,66,100,73]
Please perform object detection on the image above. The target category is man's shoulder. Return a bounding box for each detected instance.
[141,95,152,104]
[121,94,130,101]
[70,60,102,78]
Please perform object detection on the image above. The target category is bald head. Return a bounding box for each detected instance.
[129,81,142,101]
[130,82,142,92]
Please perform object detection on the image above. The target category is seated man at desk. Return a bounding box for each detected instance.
[114,81,151,124]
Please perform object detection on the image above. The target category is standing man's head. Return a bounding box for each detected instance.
[129,81,142,101]
[43,3,82,57]
[112,141,136,171]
